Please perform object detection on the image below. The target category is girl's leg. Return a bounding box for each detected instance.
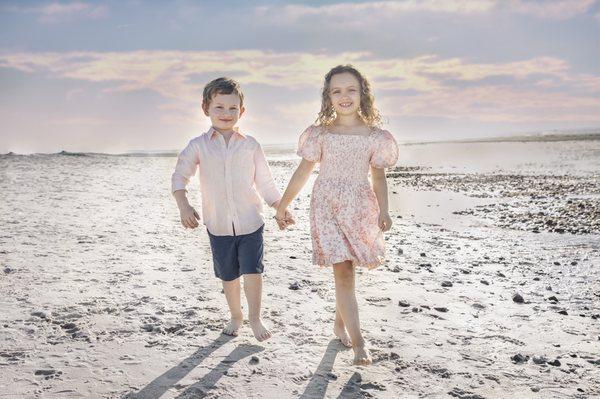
[333,261,372,365]
[222,278,244,336]
[243,273,272,342]
[334,305,352,347]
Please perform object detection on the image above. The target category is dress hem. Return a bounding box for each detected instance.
[312,255,385,270]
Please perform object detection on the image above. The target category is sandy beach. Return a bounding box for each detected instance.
[1,137,599,398]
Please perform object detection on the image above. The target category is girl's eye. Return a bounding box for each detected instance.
[216,106,223,109]
[332,90,340,94]
[349,89,356,92]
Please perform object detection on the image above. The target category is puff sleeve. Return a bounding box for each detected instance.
[369,130,399,169]
[296,125,322,162]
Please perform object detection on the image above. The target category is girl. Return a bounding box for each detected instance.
[275,65,399,365]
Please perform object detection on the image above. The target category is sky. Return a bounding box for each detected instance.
[1,0,599,153]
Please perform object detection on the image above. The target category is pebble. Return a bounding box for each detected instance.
[398,300,410,307]
[249,356,259,365]
[434,307,448,313]
[511,353,529,364]
[512,293,524,303]
[480,280,489,285]
[441,281,453,287]
[532,356,547,364]
[289,282,300,290]
[558,310,568,315]
[548,359,561,367]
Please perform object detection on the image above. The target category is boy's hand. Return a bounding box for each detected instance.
[180,205,200,229]
[275,208,295,230]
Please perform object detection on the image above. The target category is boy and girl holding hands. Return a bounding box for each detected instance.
[171,65,398,365]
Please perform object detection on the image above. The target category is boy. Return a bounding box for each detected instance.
[171,77,293,341]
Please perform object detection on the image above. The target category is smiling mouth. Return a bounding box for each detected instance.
[339,102,353,107]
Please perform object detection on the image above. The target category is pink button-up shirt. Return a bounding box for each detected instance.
[171,127,281,236]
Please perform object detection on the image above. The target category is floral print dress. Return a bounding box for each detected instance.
[297,124,399,269]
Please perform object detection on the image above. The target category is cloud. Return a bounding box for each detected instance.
[2,1,109,22]
[254,0,596,22]
[1,50,598,126]
[505,0,596,20]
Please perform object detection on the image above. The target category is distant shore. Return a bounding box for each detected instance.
[2,130,599,157]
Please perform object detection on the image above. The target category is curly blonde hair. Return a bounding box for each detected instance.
[316,64,382,128]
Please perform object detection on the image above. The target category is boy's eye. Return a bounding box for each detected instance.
[332,90,340,94]
[216,106,223,109]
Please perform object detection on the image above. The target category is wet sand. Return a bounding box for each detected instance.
[1,139,599,398]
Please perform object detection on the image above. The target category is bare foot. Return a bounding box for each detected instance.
[352,346,372,366]
[334,324,352,348]
[222,317,243,336]
[249,318,272,342]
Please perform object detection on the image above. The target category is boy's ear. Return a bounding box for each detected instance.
[201,102,209,116]
[239,106,245,118]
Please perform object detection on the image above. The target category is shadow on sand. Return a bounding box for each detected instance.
[124,334,263,399]
[300,339,351,399]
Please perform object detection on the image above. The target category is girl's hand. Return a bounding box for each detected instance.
[275,207,295,230]
[378,211,392,232]
[180,205,200,229]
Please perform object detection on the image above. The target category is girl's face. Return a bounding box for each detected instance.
[329,72,361,117]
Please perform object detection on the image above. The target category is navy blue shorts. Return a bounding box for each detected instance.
[207,225,264,281]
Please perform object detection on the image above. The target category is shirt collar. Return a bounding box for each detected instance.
[208,126,246,140]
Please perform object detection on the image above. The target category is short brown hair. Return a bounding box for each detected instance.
[202,77,244,109]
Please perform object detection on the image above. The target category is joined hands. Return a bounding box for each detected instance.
[274,208,295,230]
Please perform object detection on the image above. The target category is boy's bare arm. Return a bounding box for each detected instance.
[173,189,200,229]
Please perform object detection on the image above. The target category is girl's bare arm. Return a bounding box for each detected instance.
[371,166,392,231]
[275,159,316,226]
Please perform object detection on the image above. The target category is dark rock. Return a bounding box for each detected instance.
[289,282,300,290]
[547,296,559,302]
[511,353,529,364]
[398,300,410,307]
[3,267,13,274]
[512,293,524,303]
[480,280,489,285]
[497,272,505,277]
[325,372,337,380]
[447,387,486,399]
[548,359,561,367]
[420,252,426,257]
[289,255,297,259]
[397,248,403,255]
[249,355,259,365]
[441,281,453,287]
[434,307,448,313]
[558,310,568,315]
[532,356,547,364]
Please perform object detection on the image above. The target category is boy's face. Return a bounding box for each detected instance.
[203,93,244,131]
[329,72,361,117]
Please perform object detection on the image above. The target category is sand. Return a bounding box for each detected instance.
[1,139,599,398]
